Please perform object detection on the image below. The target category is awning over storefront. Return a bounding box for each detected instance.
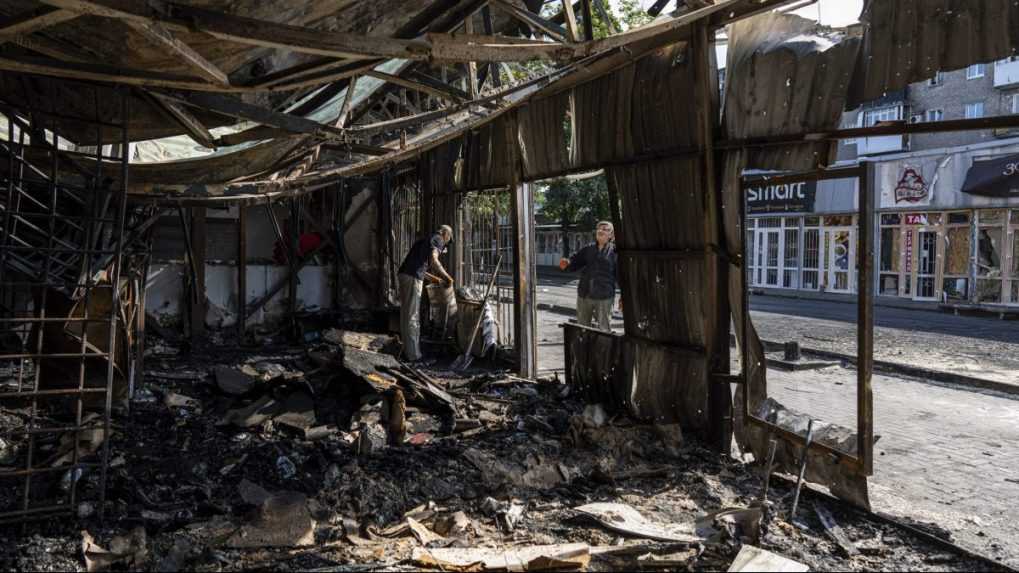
[961,154,1019,198]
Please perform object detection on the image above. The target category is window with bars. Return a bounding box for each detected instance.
[801,229,820,290]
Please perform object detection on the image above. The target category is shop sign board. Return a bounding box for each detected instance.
[880,160,938,209]
[745,181,817,214]
[904,214,928,226]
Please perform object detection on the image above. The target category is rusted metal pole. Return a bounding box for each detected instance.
[790,419,815,519]
[858,161,875,476]
[237,204,247,340]
[694,21,732,454]
[508,118,537,378]
[189,206,207,342]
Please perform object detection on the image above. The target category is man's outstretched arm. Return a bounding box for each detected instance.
[559,246,588,272]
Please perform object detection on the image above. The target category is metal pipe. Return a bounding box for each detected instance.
[790,419,816,519]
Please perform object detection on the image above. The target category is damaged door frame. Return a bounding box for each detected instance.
[739,163,874,476]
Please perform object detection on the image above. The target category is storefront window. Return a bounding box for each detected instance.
[824,215,853,227]
[784,228,799,288]
[981,210,1006,225]
[978,228,1003,276]
[943,226,970,301]
[881,214,901,226]
[948,212,970,225]
[880,228,901,272]
[879,227,901,296]
[802,229,820,290]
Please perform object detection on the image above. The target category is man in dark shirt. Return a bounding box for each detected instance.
[559,221,619,331]
[398,225,454,361]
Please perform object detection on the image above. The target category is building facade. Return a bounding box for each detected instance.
[747,59,1019,307]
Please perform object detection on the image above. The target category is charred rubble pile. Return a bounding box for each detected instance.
[0,328,1006,573]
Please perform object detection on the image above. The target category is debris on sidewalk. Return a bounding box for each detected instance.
[81,528,148,572]
[727,545,809,572]
[574,503,700,543]
[413,543,591,571]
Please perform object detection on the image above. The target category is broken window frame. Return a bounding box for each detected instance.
[976,210,1006,303]
[740,163,875,476]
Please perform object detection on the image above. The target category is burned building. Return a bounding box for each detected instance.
[0,0,1017,571]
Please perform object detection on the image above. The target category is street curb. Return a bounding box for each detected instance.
[539,301,1019,397]
[757,338,1019,398]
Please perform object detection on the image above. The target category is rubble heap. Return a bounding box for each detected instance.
[0,329,1006,572]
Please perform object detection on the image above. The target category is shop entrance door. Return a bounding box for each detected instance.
[826,227,855,293]
[753,229,782,287]
[913,229,939,300]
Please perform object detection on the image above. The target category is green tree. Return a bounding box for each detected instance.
[539,175,610,258]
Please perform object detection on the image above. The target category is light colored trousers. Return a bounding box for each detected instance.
[398,274,423,360]
[577,296,614,331]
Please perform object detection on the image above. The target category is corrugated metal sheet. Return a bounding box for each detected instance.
[571,43,700,170]
[563,325,633,411]
[725,12,860,170]
[849,0,1019,108]
[518,91,572,180]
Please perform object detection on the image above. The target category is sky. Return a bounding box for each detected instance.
[607,0,865,27]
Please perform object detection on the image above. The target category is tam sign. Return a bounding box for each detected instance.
[746,181,817,214]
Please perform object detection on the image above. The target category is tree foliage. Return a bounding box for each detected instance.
[539,175,611,255]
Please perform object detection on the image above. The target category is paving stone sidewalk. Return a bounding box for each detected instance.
[768,367,1019,568]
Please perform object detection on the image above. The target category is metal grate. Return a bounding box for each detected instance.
[0,88,134,524]
[461,191,515,350]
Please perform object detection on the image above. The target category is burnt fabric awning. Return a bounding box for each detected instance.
[962,154,1019,198]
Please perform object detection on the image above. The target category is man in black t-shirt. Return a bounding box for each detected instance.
[398,225,454,361]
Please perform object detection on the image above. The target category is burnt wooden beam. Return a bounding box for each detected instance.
[39,0,573,64]
[409,70,472,101]
[580,0,594,40]
[336,75,359,129]
[0,6,78,37]
[155,90,347,139]
[647,0,672,17]
[560,0,581,42]
[481,6,501,87]
[250,57,350,89]
[463,16,480,98]
[322,142,394,156]
[491,0,568,41]
[125,20,231,86]
[367,70,468,103]
[144,91,217,148]
[0,51,223,91]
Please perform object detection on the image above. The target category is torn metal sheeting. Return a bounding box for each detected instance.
[746,398,871,509]
[724,12,860,170]
[849,0,1019,108]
